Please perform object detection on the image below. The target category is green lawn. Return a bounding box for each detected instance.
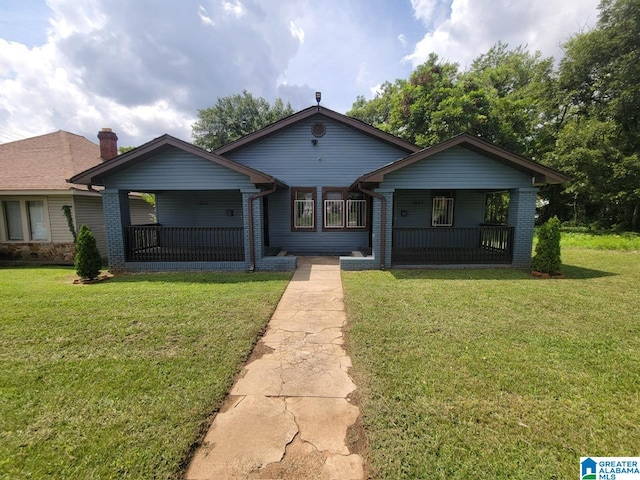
[0,268,290,479]
[343,248,640,479]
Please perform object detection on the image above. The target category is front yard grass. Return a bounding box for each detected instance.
[343,249,640,479]
[0,268,291,479]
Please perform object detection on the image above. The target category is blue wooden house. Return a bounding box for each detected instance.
[70,106,568,272]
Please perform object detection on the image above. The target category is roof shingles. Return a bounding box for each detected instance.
[0,131,102,191]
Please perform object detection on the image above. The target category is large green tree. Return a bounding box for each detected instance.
[348,45,558,158]
[554,0,640,229]
[192,91,294,151]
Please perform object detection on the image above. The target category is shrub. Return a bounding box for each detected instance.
[532,216,562,273]
[75,224,102,280]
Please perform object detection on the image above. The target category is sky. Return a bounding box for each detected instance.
[0,0,600,147]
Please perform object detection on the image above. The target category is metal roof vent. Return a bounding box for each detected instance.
[311,123,326,137]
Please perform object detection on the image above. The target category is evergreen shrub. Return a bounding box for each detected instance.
[532,216,562,273]
[75,224,102,280]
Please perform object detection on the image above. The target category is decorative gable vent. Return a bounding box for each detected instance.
[311,123,326,137]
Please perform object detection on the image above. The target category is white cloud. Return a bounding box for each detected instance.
[221,0,245,18]
[405,0,600,69]
[0,0,304,145]
[0,0,601,146]
[198,5,214,26]
[410,0,438,23]
[289,21,304,45]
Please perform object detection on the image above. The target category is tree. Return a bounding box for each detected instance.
[75,224,102,281]
[347,46,557,154]
[192,91,294,151]
[554,0,640,229]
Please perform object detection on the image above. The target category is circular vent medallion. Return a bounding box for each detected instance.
[311,123,326,137]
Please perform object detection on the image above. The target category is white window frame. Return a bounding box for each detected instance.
[346,199,367,228]
[1,197,51,242]
[432,196,454,227]
[324,199,344,228]
[293,199,315,229]
[322,189,367,230]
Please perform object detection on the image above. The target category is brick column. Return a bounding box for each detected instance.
[381,191,394,269]
[371,197,382,269]
[101,189,126,272]
[242,190,260,270]
[508,187,539,269]
[370,190,394,270]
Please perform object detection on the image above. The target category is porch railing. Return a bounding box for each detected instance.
[392,226,514,264]
[125,225,244,262]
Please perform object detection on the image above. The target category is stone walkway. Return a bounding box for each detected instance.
[186,257,364,480]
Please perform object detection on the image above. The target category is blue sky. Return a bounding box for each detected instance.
[0,0,600,147]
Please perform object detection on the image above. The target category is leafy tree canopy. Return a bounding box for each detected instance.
[192,90,294,151]
[347,0,640,230]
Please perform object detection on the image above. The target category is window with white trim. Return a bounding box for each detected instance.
[324,191,344,228]
[292,188,316,230]
[347,196,367,228]
[432,192,454,227]
[322,189,367,230]
[1,199,49,241]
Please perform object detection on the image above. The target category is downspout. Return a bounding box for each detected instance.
[248,183,277,271]
[357,182,386,269]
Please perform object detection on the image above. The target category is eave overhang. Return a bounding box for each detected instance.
[351,133,571,188]
[68,134,287,190]
[215,105,420,155]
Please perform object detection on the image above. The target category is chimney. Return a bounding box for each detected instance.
[98,128,118,161]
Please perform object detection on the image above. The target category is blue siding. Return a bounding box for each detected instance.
[156,190,243,227]
[393,189,485,228]
[104,148,255,191]
[455,191,485,226]
[266,188,369,253]
[393,190,431,228]
[226,115,409,185]
[226,115,408,254]
[382,147,533,190]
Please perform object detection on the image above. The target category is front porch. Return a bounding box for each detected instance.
[391,225,514,265]
[125,225,245,262]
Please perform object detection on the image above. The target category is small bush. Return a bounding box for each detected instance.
[532,216,562,273]
[75,224,102,280]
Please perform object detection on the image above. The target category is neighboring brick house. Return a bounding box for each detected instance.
[70,106,569,272]
[0,130,154,262]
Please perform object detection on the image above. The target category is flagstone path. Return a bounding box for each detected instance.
[186,257,364,480]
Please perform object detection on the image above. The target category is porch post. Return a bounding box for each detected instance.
[370,189,394,270]
[101,189,128,273]
[381,190,394,269]
[241,190,260,270]
[508,187,539,269]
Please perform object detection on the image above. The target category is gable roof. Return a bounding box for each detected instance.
[0,131,102,192]
[353,133,571,187]
[214,105,421,155]
[69,134,287,188]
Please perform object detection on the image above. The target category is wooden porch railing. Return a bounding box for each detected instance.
[392,226,514,264]
[125,225,245,262]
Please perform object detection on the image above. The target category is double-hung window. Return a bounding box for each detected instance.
[322,189,367,230]
[431,191,454,227]
[292,188,316,230]
[2,199,49,241]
